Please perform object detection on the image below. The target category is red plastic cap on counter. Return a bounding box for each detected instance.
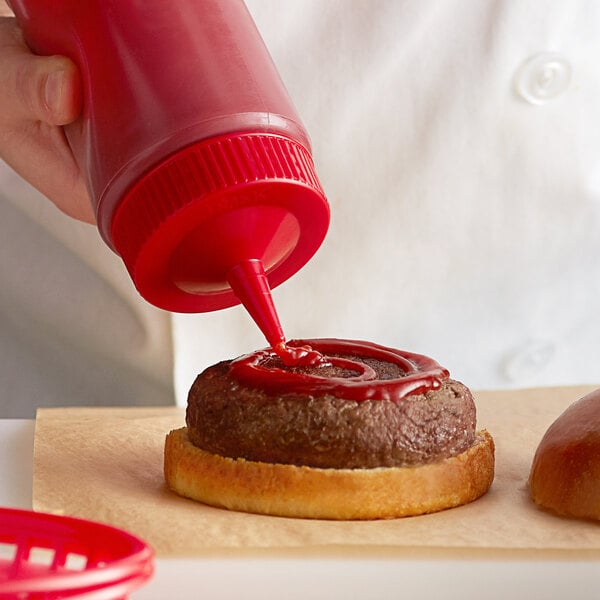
[110,132,330,313]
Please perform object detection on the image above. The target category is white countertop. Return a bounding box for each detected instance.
[1,419,598,599]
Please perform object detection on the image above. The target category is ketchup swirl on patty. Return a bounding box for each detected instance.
[229,338,449,401]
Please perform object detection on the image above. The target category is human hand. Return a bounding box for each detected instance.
[0,6,94,223]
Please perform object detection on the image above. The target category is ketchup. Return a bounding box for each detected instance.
[224,245,444,396]
[227,259,325,367]
[229,339,450,402]
[272,342,325,367]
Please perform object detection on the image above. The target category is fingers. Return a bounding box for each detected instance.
[0,18,82,126]
[0,17,93,223]
[0,120,96,224]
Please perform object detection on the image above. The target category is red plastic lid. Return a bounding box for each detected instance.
[111,132,330,313]
[0,507,153,599]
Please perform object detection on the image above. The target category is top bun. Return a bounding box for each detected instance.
[529,388,600,520]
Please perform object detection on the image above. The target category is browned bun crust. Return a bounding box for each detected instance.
[529,388,600,520]
[164,427,495,520]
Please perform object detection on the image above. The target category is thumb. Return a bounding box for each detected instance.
[14,55,82,126]
[37,56,82,125]
[0,21,82,125]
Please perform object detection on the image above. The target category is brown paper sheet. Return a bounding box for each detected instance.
[33,385,600,557]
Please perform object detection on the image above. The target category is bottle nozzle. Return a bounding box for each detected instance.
[227,259,285,349]
[228,258,325,367]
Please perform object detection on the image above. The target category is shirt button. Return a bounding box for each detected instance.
[503,340,555,382]
[514,52,572,105]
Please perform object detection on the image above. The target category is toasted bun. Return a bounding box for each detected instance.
[529,388,600,520]
[164,427,495,520]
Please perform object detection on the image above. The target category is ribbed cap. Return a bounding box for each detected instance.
[111,132,330,312]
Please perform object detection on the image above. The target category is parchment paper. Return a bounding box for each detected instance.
[33,385,600,556]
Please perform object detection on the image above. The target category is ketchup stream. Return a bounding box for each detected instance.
[228,260,448,400]
[227,259,323,367]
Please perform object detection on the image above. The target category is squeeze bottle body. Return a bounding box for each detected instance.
[9,0,330,343]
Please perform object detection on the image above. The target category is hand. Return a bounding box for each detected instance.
[0,10,95,223]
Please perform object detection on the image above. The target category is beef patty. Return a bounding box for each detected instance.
[185,353,476,469]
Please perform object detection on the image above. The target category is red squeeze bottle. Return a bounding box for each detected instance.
[9,0,330,350]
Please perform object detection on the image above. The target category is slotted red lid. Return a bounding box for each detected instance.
[0,507,153,598]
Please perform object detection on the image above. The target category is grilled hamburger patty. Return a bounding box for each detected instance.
[185,356,476,469]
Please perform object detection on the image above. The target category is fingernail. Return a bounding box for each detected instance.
[44,70,65,114]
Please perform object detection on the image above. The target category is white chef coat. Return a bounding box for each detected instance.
[2,0,600,416]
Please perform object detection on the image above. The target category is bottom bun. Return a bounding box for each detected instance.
[164,427,495,520]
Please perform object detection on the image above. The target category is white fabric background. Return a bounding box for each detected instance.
[174,0,600,401]
[2,0,600,415]
[0,168,174,416]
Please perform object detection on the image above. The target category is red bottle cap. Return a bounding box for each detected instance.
[110,132,330,313]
